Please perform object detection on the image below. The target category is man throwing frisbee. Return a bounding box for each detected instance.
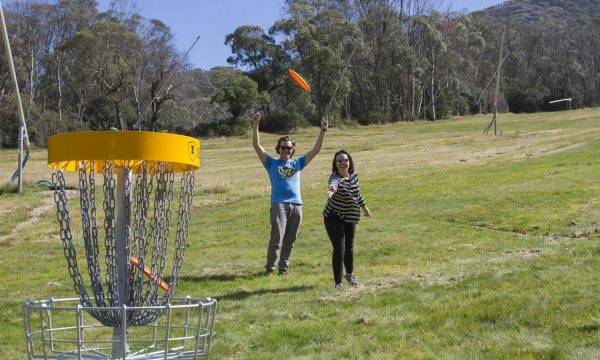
[251,112,328,276]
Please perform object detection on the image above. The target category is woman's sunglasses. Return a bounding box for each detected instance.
[336,158,349,163]
[279,146,294,151]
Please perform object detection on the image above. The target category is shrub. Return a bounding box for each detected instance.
[260,111,308,133]
[194,118,251,138]
[0,94,41,148]
[358,111,391,125]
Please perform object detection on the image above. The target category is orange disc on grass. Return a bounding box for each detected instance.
[288,69,311,93]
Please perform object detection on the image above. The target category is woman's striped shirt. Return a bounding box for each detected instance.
[323,171,366,223]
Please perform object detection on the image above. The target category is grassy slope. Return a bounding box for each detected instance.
[0,108,599,359]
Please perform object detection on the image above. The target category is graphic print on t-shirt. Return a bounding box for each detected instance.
[278,163,297,179]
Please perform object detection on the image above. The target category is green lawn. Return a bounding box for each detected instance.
[1,108,599,359]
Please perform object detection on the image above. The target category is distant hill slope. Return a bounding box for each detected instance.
[482,0,600,22]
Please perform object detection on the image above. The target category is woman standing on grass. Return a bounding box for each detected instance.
[323,150,371,289]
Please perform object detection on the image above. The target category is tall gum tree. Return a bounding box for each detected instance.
[61,21,145,130]
[272,0,362,121]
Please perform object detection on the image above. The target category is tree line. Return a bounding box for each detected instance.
[0,0,598,148]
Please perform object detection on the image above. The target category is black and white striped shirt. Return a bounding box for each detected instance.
[323,171,366,223]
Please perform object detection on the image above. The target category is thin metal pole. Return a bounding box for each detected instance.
[206,299,217,355]
[476,50,510,115]
[17,125,23,192]
[22,302,33,360]
[326,43,358,118]
[0,1,30,191]
[76,305,83,359]
[163,304,172,359]
[133,36,200,130]
[112,167,131,358]
[492,30,505,136]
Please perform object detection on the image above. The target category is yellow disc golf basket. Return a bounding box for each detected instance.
[23,131,217,359]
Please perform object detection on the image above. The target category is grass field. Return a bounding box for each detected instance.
[1,108,599,359]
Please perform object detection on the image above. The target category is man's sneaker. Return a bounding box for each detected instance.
[278,269,289,276]
[345,274,358,286]
[334,283,343,289]
[265,270,274,277]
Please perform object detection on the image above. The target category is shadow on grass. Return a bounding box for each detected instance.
[218,284,316,301]
[173,273,316,301]
[0,182,18,195]
[578,324,600,332]
[179,271,266,283]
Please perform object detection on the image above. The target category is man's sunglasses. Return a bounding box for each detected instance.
[279,146,294,151]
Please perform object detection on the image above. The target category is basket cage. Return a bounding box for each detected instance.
[23,297,217,359]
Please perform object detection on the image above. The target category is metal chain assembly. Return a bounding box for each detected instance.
[52,161,196,326]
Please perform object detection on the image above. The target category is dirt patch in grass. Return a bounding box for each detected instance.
[0,190,76,243]
[317,271,461,302]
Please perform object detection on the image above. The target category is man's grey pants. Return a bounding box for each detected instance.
[266,202,302,272]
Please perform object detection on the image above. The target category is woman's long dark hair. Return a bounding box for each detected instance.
[331,149,354,174]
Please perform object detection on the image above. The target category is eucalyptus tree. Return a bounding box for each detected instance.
[414,12,449,120]
[211,68,261,120]
[226,25,289,92]
[434,14,485,117]
[500,20,554,113]
[135,18,183,131]
[576,18,600,106]
[272,0,362,121]
[225,25,289,115]
[46,0,97,122]
[61,21,145,130]
[352,0,419,121]
[3,1,53,116]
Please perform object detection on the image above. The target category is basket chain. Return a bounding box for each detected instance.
[52,170,96,313]
[53,160,195,326]
[79,161,111,323]
[102,161,118,314]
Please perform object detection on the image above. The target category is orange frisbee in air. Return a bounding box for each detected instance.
[288,69,311,93]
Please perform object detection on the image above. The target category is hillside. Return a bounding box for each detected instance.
[481,0,600,22]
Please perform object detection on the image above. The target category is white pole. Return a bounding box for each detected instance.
[112,167,131,358]
[17,125,22,192]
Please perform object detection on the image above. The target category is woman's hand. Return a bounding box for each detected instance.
[362,205,371,218]
[327,185,337,198]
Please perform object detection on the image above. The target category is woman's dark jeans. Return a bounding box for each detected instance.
[324,213,356,284]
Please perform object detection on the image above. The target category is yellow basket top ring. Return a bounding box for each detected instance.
[48,131,200,173]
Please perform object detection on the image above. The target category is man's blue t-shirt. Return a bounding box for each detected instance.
[263,155,306,204]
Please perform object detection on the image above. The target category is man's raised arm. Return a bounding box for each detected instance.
[304,117,329,165]
[251,112,268,164]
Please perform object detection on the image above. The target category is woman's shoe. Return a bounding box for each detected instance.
[345,274,358,286]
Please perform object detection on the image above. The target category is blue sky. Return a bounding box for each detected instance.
[98,0,504,70]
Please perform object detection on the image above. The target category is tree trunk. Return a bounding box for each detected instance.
[417,86,423,119]
[115,100,125,130]
[411,76,415,118]
[430,49,436,121]
[133,85,141,118]
[55,53,63,122]
[28,49,35,117]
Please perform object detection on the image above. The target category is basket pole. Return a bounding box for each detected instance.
[111,167,131,358]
